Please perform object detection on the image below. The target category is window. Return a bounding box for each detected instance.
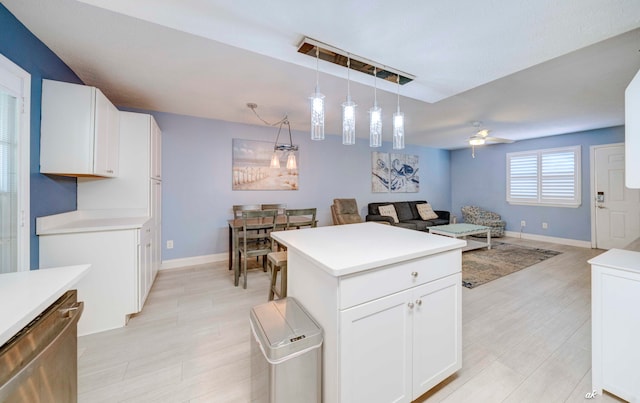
[0,54,30,272]
[507,146,581,207]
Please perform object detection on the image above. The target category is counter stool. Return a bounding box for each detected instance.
[267,251,287,300]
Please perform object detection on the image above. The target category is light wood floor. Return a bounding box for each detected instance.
[77,237,626,402]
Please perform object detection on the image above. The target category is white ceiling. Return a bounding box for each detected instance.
[4,0,640,149]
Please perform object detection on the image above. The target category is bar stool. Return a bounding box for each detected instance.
[267,251,287,300]
[266,208,316,300]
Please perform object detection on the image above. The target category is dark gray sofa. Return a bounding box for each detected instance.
[366,200,450,231]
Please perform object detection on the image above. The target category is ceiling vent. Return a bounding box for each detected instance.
[297,37,415,85]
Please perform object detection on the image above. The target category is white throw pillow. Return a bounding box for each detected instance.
[417,203,438,220]
[378,204,399,223]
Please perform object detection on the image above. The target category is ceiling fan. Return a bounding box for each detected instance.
[468,122,514,158]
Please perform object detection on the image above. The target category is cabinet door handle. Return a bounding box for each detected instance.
[415,299,422,306]
[107,169,114,174]
[411,271,419,278]
[407,302,414,309]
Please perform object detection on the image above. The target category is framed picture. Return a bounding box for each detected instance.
[371,151,390,192]
[232,139,298,190]
[371,152,419,193]
[390,153,419,193]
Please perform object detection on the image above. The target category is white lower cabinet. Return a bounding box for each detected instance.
[340,273,461,402]
[39,226,145,336]
[590,249,640,402]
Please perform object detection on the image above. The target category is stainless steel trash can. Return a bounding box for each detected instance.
[250,297,323,403]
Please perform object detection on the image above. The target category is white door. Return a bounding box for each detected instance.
[0,54,30,273]
[594,144,640,249]
[340,291,413,403]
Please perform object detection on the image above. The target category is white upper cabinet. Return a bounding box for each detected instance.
[626,68,640,188]
[40,79,119,177]
[78,111,161,211]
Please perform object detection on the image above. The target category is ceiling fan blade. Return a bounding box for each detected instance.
[485,136,514,143]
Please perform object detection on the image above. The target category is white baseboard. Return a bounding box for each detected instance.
[161,253,227,270]
[504,231,591,248]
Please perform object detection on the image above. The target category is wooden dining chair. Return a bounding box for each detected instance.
[229,204,262,270]
[236,209,278,289]
[261,203,287,215]
[268,208,317,300]
[285,208,317,229]
[233,204,262,217]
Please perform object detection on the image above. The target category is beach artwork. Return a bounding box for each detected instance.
[371,152,419,193]
[232,139,298,190]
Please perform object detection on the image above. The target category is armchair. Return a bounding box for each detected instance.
[331,198,363,225]
[461,206,506,237]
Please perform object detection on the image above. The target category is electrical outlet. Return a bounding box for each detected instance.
[167,240,174,249]
[520,220,526,227]
[542,222,548,229]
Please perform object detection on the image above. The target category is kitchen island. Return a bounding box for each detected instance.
[271,222,465,403]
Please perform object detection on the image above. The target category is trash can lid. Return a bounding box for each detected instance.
[250,297,323,363]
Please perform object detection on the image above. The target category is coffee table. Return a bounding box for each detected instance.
[428,223,491,251]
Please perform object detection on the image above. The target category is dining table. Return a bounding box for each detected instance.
[227,214,317,271]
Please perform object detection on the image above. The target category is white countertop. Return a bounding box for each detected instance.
[588,248,640,274]
[0,264,90,346]
[37,209,150,235]
[271,222,466,277]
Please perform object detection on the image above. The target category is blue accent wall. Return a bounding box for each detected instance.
[147,110,451,260]
[1,5,82,269]
[451,126,625,241]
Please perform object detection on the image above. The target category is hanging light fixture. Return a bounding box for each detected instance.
[342,55,356,145]
[247,103,298,170]
[369,66,382,147]
[309,46,325,141]
[270,117,298,170]
[392,75,405,150]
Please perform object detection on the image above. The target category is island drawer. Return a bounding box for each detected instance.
[338,249,461,309]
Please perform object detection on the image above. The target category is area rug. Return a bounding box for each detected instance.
[462,242,561,289]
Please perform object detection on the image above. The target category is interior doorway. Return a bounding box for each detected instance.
[0,54,30,272]
[591,143,640,249]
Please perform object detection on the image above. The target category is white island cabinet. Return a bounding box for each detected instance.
[271,222,465,403]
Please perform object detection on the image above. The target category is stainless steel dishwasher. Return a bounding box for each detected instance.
[0,290,84,403]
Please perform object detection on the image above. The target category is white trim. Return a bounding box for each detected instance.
[0,53,30,272]
[160,252,227,270]
[504,230,592,248]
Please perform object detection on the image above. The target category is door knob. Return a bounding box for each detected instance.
[407,302,414,309]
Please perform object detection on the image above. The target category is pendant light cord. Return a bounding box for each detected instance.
[315,46,320,92]
[373,66,378,106]
[347,55,351,100]
[396,75,400,113]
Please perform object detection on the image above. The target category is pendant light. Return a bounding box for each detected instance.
[369,66,382,147]
[309,46,325,141]
[342,55,356,145]
[392,75,405,150]
[270,117,297,170]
